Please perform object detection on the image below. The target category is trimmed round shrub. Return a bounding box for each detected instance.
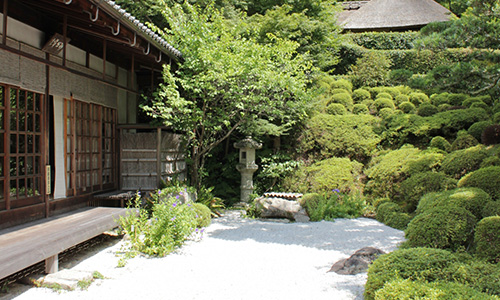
[438,103,452,111]
[365,247,458,300]
[331,88,350,95]
[440,145,488,179]
[445,259,500,295]
[375,279,499,300]
[417,103,438,116]
[376,92,393,100]
[398,101,415,113]
[451,131,479,151]
[405,206,476,251]
[430,92,450,106]
[458,166,500,200]
[409,92,429,106]
[398,172,456,212]
[493,112,500,124]
[448,93,468,106]
[382,87,402,98]
[353,103,369,114]
[193,203,212,228]
[481,156,500,168]
[384,212,412,230]
[352,88,371,103]
[394,94,409,105]
[474,216,500,263]
[470,101,490,112]
[430,136,451,152]
[482,201,500,218]
[468,121,494,141]
[326,103,347,115]
[328,92,353,111]
[416,187,492,220]
[463,97,484,108]
[389,68,413,85]
[375,201,401,223]
[378,107,394,119]
[373,98,395,111]
[330,79,353,93]
[481,125,500,145]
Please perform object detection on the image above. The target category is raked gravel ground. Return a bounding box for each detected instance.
[3,210,405,300]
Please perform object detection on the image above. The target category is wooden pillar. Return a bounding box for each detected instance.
[156,127,161,188]
[44,53,50,217]
[4,87,10,210]
[2,0,8,45]
[103,39,107,79]
[62,14,67,67]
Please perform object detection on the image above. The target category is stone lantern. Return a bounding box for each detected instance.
[234,136,262,203]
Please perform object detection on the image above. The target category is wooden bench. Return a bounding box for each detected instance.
[0,207,129,280]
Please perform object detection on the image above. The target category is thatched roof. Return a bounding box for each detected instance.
[339,0,454,32]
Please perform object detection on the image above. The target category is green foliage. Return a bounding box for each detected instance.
[431,92,451,106]
[349,51,392,87]
[373,98,395,111]
[365,146,444,199]
[417,103,439,116]
[283,157,363,194]
[353,103,369,115]
[119,191,199,257]
[468,121,494,141]
[345,32,419,50]
[445,259,500,296]
[375,201,401,223]
[405,206,476,251]
[398,101,416,114]
[376,92,393,100]
[352,88,371,103]
[384,212,412,230]
[326,103,347,115]
[300,114,381,162]
[144,3,310,188]
[378,108,395,119]
[430,136,452,152]
[192,203,212,228]
[398,172,456,212]
[374,278,500,300]
[328,93,353,111]
[365,247,458,300]
[458,166,500,200]
[483,201,500,218]
[409,92,430,106]
[448,93,469,106]
[389,69,413,86]
[440,145,488,178]
[256,152,301,192]
[474,216,500,263]
[304,190,365,221]
[329,79,353,93]
[416,187,492,220]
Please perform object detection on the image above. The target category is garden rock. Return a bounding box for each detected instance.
[328,247,385,275]
[255,197,310,222]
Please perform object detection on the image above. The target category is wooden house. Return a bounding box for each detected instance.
[338,0,454,32]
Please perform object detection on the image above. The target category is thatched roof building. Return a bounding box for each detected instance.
[339,0,454,32]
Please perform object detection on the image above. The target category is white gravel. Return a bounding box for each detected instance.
[4,210,404,300]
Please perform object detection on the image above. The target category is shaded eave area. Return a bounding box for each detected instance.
[2,0,182,72]
[339,0,455,32]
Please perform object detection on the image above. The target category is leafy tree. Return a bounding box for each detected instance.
[143,3,310,189]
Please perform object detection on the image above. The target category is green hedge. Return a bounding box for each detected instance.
[474,216,500,263]
[440,145,488,179]
[344,32,419,50]
[458,166,500,200]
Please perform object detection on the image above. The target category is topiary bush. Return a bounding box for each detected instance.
[417,103,438,116]
[430,136,451,152]
[328,92,353,112]
[326,103,347,115]
[376,92,393,100]
[440,145,488,179]
[378,107,395,119]
[384,212,412,230]
[283,157,364,194]
[458,166,500,200]
[330,79,353,93]
[468,121,494,142]
[416,187,492,220]
[451,131,479,151]
[474,216,500,263]
[394,94,410,105]
[375,201,401,223]
[374,278,499,300]
[463,97,485,108]
[365,247,458,300]
[483,201,500,218]
[398,101,416,113]
[470,101,490,113]
[352,88,371,103]
[405,206,476,251]
[398,171,456,213]
[352,103,369,114]
[494,112,500,124]
[373,98,395,111]
[448,93,469,106]
[482,125,500,145]
[445,259,500,296]
[430,92,450,106]
[409,92,429,106]
[192,203,212,228]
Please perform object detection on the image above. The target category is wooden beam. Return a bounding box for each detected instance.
[2,0,8,45]
[63,14,67,67]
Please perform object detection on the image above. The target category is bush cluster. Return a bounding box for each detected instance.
[458,166,500,200]
[474,216,500,263]
[440,145,488,179]
[304,191,365,221]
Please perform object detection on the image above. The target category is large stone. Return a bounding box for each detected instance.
[255,197,310,222]
[328,247,385,275]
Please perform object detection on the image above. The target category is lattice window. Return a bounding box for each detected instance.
[0,85,44,210]
[65,99,116,196]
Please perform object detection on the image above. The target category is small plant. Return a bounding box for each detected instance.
[77,279,92,290]
[92,271,105,280]
[305,189,365,221]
